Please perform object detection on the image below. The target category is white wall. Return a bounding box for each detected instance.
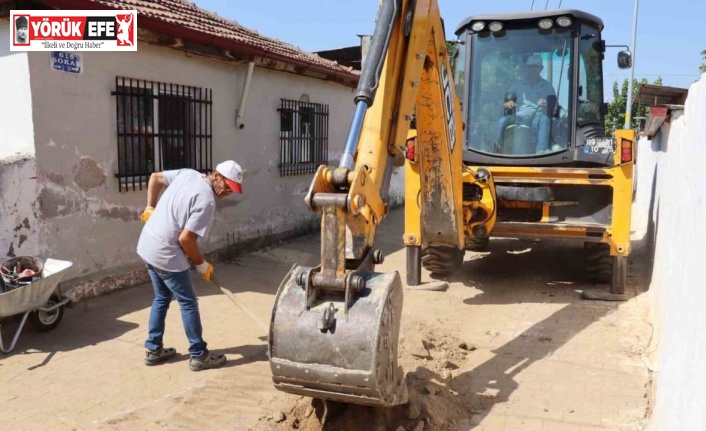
[633,73,706,431]
[1,19,405,298]
[0,157,39,259]
[20,40,369,298]
[0,24,38,259]
[0,25,35,158]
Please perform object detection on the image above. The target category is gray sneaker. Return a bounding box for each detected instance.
[189,349,227,371]
[144,347,177,366]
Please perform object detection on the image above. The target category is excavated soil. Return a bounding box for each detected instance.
[251,327,482,431]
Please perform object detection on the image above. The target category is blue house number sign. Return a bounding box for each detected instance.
[51,52,82,74]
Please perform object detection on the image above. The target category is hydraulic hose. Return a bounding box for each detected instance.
[340,0,401,170]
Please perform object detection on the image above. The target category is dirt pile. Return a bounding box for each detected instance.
[251,326,485,431]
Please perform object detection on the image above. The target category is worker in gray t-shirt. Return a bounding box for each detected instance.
[136,160,243,371]
[494,54,557,153]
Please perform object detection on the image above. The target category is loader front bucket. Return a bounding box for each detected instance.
[268,265,408,407]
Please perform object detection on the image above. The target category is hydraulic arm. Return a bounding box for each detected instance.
[267,0,494,407]
[268,2,636,409]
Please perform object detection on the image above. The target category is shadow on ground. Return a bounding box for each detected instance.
[270,235,648,431]
[0,230,329,361]
[0,211,409,366]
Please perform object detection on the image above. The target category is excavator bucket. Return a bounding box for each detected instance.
[268,264,408,407]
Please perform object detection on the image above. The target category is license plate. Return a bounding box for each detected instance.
[584,138,615,154]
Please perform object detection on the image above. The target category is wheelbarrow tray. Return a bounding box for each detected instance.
[0,258,73,353]
[0,258,73,318]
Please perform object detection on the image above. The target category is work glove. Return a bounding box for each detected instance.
[195,260,214,281]
[140,206,154,223]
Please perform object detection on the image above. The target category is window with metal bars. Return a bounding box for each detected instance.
[278,99,329,176]
[112,77,213,192]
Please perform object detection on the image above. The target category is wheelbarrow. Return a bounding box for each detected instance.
[0,257,73,353]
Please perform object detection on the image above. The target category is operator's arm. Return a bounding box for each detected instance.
[541,81,556,103]
[505,82,518,109]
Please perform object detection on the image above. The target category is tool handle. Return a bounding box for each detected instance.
[210,276,269,332]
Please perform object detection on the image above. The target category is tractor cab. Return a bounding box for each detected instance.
[452,10,631,167]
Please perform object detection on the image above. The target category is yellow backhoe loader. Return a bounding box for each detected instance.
[268,0,636,407]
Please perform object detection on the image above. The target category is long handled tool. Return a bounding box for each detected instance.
[209,275,269,332]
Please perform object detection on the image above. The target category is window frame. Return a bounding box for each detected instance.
[465,26,575,157]
[277,98,329,176]
[112,77,213,192]
[576,23,606,127]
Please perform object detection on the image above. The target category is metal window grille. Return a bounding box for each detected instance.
[278,99,329,176]
[111,77,213,192]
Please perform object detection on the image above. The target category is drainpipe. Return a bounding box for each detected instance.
[235,61,255,129]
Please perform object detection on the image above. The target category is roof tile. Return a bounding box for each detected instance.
[83,0,358,77]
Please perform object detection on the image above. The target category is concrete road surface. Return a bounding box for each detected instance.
[0,208,653,431]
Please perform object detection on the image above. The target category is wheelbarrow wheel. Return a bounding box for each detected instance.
[29,294,64,332]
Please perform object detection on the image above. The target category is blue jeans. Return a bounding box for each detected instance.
[144,262,207,358]
[495,114,551,152]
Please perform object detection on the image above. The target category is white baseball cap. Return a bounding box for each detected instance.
[526,54,543,67]
[215,160,243,194]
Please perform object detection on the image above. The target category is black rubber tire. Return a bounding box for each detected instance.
[29,295,64,332]
[584,242,612,284]
[421,246,464,276]
[465,237,490,252]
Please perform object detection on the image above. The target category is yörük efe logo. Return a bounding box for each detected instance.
[10,10,138,51]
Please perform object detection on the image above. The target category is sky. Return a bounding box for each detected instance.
[194,0,705,98]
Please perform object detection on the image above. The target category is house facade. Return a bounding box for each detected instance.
[0,0,404,299]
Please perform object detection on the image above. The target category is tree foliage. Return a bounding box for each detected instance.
[604,76,663,135]
[700,49,706,73]
[446,41,458,71]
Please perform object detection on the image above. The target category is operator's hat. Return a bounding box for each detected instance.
[15,16,28,29]
[215,160,243,194]
[525,54,543,67]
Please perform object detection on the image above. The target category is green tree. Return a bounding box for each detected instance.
[604,76,663,135]
[700,49,706,73]
[447,41,458,71]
